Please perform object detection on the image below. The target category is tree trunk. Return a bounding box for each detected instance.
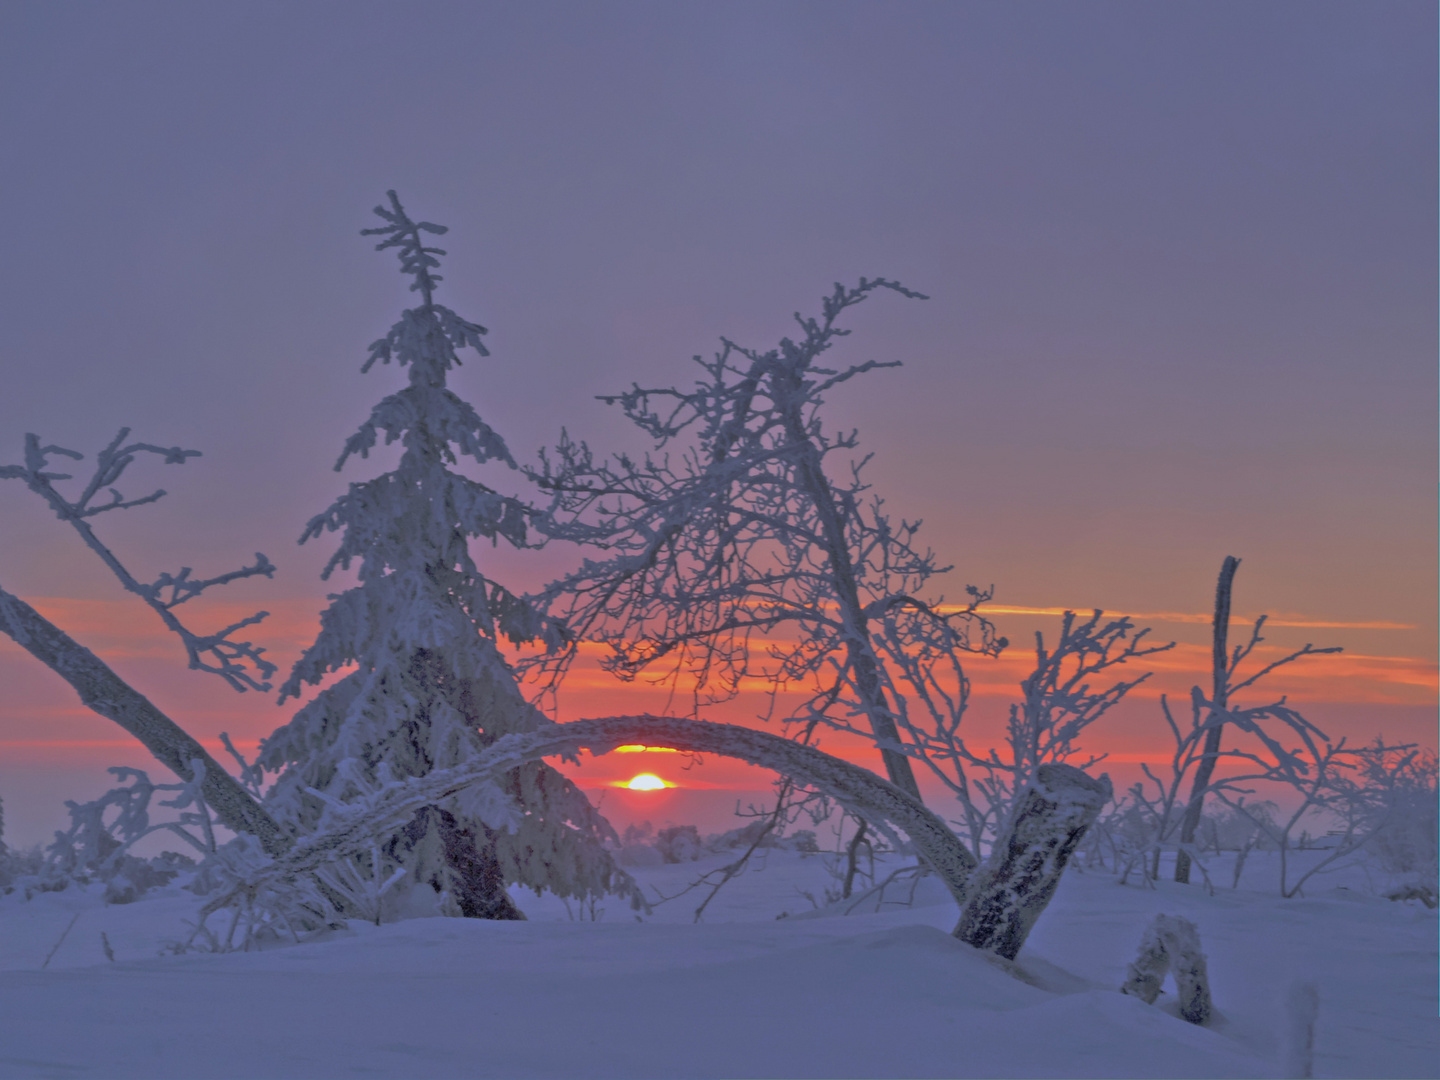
[0,585,288,856]
[398,806,525,920]
[788,424,923,803]
[842,817,869,899]
[952,763,1111,960]
[1175,556,1239,884]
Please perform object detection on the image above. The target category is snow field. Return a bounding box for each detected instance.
[0,850,1433,1079]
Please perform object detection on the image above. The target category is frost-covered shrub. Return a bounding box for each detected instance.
[102,857,181,904]
[1357,747,1437,905]
[174,835,337,953]
[783,829,820,854]
[707,821,783,852]
[655,825,701,863]
[0,845,42,894]
[0,796,47,894]
[1198,805,1276,852]
[13,765,217,900]
[621,821,654,847]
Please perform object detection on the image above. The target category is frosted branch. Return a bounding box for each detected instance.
[4,430,277,692]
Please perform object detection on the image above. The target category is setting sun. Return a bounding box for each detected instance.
[624,774,669,790]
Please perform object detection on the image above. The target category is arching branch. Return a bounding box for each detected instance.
[224,715,979,911]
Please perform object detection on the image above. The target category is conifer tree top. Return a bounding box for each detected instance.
[353,191,491,391]
[275,192,550,702]
[362,190,450,308]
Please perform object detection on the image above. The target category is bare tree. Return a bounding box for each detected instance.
[879,607,1170,855]
[528,279,1003,803]
[2,429,277,691]
[1173,556,1241,883]
[1080,557,1419,896]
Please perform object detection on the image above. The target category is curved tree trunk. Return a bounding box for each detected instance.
[222,715,1113,960]
[233,715,980,911]
[0,595,1111,961]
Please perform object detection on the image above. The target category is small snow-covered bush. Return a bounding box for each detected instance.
[784,829,820,854]
[707,821,783,852]
[0,794,46,894]
[11,764,218,900]
[621,821,655,847]
[1359,746,1437,906]
[655,825,701,863]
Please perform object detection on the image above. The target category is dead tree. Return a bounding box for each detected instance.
[1174,556,1239,883]
[528,279,1003,803]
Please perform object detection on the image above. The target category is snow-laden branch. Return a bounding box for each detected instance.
[212,715,979,917]
[0,584,288,855]
[2,430,276,692]
[526,280,1003,804]
[213,711,1113,959]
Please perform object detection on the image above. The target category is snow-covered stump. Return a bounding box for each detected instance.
[952,764,1110,961]
[1119,913,1213,1025]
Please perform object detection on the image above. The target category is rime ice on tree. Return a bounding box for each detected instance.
[258,192,629,918]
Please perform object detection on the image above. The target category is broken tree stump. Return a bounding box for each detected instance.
[952,763,1111,960]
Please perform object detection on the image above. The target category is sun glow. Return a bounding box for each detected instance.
[624,773,669,790]
[614,745,679,753]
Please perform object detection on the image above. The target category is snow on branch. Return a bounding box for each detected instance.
[2,429,277,692]
[204,716,981,922]
[0,586,287,854]
[358,190,488,373]
[361,189,451,306]
[526,279,1002,804]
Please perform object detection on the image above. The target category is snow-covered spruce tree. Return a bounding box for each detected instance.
[257,192,631,919]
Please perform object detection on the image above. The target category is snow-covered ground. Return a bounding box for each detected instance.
[0,849,1433,1079]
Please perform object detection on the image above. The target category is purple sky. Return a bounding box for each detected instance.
[0,3,1434,841]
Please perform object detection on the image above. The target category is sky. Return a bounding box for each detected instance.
[0,1,1434,844]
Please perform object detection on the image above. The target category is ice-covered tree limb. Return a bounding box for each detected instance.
[1,430,277,692]
[218,715,980,915]
[880,607,1169,855]
[0,584,288,855]
[527,280,1005,805]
